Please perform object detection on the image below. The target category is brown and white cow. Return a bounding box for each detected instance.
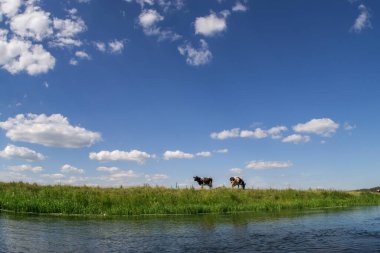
[230,176,246,190]
[193,176,213,189]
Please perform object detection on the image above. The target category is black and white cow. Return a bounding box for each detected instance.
[193,176,213,189]
[230,176,246,190]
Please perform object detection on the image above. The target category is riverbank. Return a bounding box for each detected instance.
[1,182,380,216]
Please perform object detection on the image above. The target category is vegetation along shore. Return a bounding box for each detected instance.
[1,182,380,217]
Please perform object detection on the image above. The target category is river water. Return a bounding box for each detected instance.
[1,206,380,252]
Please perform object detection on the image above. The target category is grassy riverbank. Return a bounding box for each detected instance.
[1,182,380,216]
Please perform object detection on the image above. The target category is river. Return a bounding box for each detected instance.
[1,206,380,252]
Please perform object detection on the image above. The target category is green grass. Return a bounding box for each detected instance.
[1,182,380,216]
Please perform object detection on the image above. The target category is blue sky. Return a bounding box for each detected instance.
[0,0,379,189]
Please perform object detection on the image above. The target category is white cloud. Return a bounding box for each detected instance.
[232,1,248,12]
[0,144,45,161]
[51,10,86,47]
[0,113,101,148]
[246,160,293,170]
[210,128,240,140]
[230,167,242,174]
[267,126,288,139]
[69,58,78,65]
[351,4,371,33]
[8,164,43,173]
[145,173,168,181]
[75,50,90,59]
[0,31,56,75]
[194,11,229,37]
[293,118,339,137]
[10,5,53,41]
[99,169,139,181]
[138,9,163,28]
[163,150,194,160]
[178,39,212,66]
[240,128,268,139]
[61,164,84,174]
[108,40,124,54]
[94,41,106,52]
[96,166,120,173]
[215,148,228,153]
[344,122,356,131]
[0,0,22,18]
[89,149,153,164]
[42,173,65,179]
[282,134,310,144]
[196,151,212,157]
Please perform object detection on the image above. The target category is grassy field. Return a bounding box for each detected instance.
[1,182,380,216]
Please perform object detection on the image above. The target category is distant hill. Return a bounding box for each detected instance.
[356,186,380,192]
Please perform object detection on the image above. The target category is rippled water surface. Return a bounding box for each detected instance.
[1,207,380,252]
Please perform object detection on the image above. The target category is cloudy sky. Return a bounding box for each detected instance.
[0,0,379,189]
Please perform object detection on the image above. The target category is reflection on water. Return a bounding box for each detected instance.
[1,207,380,252]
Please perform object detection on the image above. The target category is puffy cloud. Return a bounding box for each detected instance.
[194,11,229,37]
[61,164,84,174]
[0,31,55,75]
[42,173,65,179]
[89,149,154,164]
[138,9,180,41]
[211,128,239,140]
[293,118,339,137]
[163,150,194,160]
[8,164,43,173]
[0,144,45,161]
[229,167,242,174]
[196,151,212,157]
[351,4,371,33]
[267,126,288,139]
[138,9,163,28]
[0,0,22,18]
[108,40,124,54]
[0,113,101,148]
[10,5,53,41]
[246,160,293,170]
[240,128,268,139]
[232,1,248,12]
[99,169,139,181]
[96,166,120,172]
[145,173,168,181]
[282,134,310,144]
[75,50,90,59]
[215,148,228,153]
[94,41,106,52]
[51,10,86,47]
[178,39,212,66]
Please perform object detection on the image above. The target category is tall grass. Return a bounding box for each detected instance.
[0,182,379,216]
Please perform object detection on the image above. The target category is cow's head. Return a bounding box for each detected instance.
[193,176,200,182]
[229,177,235,183]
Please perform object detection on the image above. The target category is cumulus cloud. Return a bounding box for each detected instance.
[8,164,43,173]
[0,0,22,18]
[194,11,229,37]
[293,118,339,137]
[108,40,125,54]
[61,164,84,174]
[0,144,45,161]
[212,126,287,140]
[246,160,293,170]
[96,166,120,173]
[138,9,180,41]
[42,173,65,179]
[282,134,310,144]
[178,39,212,66]
[0,30,55,75]
[0,113,101,148]
[215,148,228,153]
[351,4,371,33]
[163,150,194,160]
[145,173,168,181]
[240,128,268,139]
[10,5,53,41]
[75,50,90,59]
[232,1,248,12]
[98,169,139,181]
[196,151,212,157]
[89,149,154,164]
[229,167,242,174]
